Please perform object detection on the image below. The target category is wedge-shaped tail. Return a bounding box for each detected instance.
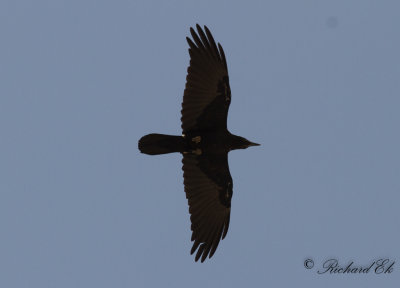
[138,133,184,155]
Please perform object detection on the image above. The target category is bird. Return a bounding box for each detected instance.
[138,24,259,262]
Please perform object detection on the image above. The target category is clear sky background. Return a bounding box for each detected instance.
[1,1,399,287]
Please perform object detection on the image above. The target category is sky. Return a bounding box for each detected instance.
[1,0,399,287]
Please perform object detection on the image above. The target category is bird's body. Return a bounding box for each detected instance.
[139,24,259,262]
[139,131,255,155]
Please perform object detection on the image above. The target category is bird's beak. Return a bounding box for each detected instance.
[248,141,260,147]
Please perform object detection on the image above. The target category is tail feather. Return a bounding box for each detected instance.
[138,133,184,155]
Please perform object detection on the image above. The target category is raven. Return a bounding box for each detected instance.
[138,24,259,262]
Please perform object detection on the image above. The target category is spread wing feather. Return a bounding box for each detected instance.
[182,153,232,262]
[181,24,231,133]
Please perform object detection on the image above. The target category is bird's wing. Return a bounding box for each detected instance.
[182,152,232,262]
[181,24,231,134]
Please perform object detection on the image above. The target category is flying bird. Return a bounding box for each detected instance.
[138,24,259,262]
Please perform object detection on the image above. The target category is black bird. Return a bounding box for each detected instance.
[138,24,259,262]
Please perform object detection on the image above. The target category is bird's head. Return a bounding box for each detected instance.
[229,134,260,151]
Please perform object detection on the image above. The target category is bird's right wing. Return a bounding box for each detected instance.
[181,24,231,134]
[182,152,232,262]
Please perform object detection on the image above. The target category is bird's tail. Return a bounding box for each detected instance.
[138,133,185,155]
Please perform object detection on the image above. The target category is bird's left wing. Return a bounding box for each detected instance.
[182,152,232,262]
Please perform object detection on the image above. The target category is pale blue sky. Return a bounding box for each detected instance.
[1,1,399,287]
